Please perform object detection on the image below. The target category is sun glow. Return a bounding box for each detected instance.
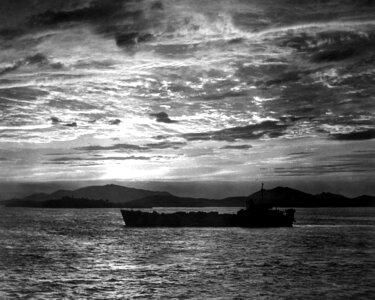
[100,161,170,181]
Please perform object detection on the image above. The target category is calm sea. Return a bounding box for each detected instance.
[0,207,374,299]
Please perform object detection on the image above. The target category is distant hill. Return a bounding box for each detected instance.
[248,186,315,207]
[351,195,375,207]
[2,184,375,208]
[247,187,375,207]
[7,184,171,204]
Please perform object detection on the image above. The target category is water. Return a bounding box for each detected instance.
[0,207,374,299]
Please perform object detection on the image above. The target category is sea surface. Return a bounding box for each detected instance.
[0,207,374,299]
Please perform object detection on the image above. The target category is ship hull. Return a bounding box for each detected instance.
[121,208,295,227]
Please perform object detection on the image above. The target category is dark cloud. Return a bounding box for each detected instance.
[265,71,303,86]
[0,87,49,101]
[109,119,121,125]
[28,1,127,27]
[75,143,145,151]
[0,28,25,40]
[48,99,98,111]
[44,152,77,156]
[329,129,375,140]
[353,149,374,153]
[0,53,60,76]
[274,162,373,176]
[287,151,314,157]
[220,145,252,150]
[47,156,151,163]
[200,90,248,101]
[278,30,375,64]
[25,53,49,65]
[275,147,375,177]
[311,48,357,63]
[145,141,186,149]
[330,152,375,160]
[183,121,288,142]
[76,141,185,151]
[115,32,154,48]
[64,122,77,127]
[150,112,178,123]
[50,117,61,124]
[73,59,116,70]
[232,11,268,32]
[0,62,22,76]
[151,1,163,11]
[24,0,160,51]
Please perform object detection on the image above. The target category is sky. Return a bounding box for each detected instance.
[0,0,374,198]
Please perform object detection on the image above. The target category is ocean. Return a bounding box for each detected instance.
[0,207,374,299]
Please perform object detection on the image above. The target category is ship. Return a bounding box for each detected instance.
[120,184,295,227]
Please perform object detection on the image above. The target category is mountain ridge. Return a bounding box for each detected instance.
[2,184,375,208]
[11,184,172,203]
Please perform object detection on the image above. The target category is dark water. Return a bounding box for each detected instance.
[0,207,374,299]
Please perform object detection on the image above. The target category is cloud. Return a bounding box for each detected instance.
[0,87,49,101]
[47,156,151,163]
[274,148,375,177]
[109,119,121,125]
[145,141,186,149]
[277,29,375,64]
[331,152,375,160]
[24,0,159,51]
[220,145,252,150]
[115,32,154,48]
[150,112,178,123]
[75,143,145,151]
[274,162,373,176]
[45,152,77,156]
[183,121,288,141]
[28,1,126,27]
[0,28,25,40]
[311,48,357,63]
[287,151,314,158]
[0,53,62,76]
[25,53,49,64]
[50,117,61,124]
[76,141,185,151]
[151,1,163,11]
[64,122,77,127]
[0,61,23,76]
[199,90,248,101]
[265,71,303,86]
[329,129,375,140]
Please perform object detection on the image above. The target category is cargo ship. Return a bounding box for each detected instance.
[120,184,295,227]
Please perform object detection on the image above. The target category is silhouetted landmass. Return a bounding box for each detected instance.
[2,185,375,208]
[13,184,172,203]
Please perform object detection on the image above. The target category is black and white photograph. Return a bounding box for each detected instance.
[0,0,374,298]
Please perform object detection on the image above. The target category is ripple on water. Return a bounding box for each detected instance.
[0,208,374,299]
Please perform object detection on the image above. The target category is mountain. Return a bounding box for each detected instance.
[2,184,375,208]
[247,187,375,207]
[248,186,316,207]
[352,195,375,207]
[5,184,172,204]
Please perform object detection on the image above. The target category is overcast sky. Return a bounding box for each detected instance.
[0,0,374,197]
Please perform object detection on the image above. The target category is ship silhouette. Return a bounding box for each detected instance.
[121,184,296,227]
